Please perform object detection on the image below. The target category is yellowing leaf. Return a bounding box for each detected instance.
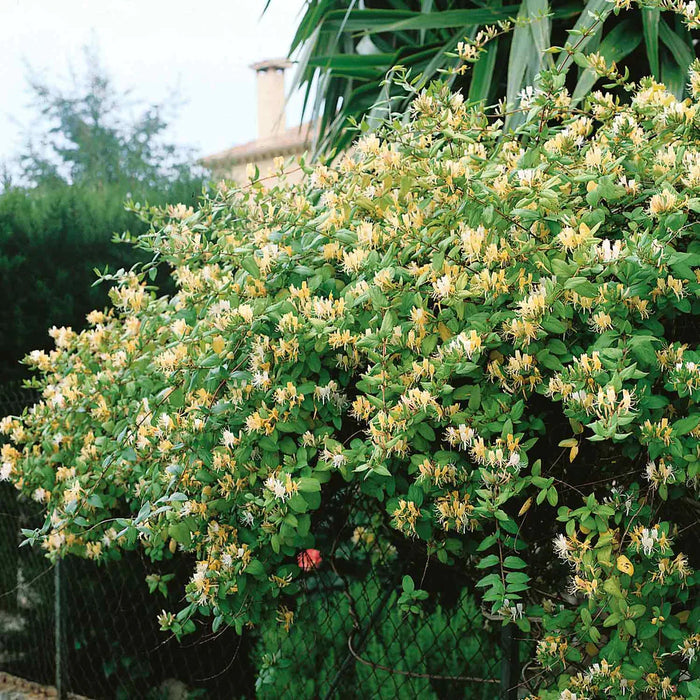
[617,555,634,576]
[558,438,578,448]
[437,322,453,341]
[585,642,598,657]
[518,497,533,517]
[570,419,584,435]
[212,335,225,354]
[586,180,598,192]
[676,610,690,624]
[569,444,579,462]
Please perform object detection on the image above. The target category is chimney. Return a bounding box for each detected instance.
[250,58,291,140]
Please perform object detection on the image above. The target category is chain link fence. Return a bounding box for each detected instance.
[1,383,523,699]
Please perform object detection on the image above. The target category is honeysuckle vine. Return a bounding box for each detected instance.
[2,20,700,700]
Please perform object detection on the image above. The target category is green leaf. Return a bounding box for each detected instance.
[628,604,646,619]
[468,36,499,104]
[168,522,192,545]
[621,663,645,681]
[541,316,568,334]
[287,494,309,513]
[469,384,481,411]
[453,385,472,400]
[363,6,522,34]
[603,612,622,627]
[505,571,530,584]
[515,617,531,633]
[241,256,260,279]
[475,573,501,588]
[564,277,599,298]
[673,415,700,437]
[550,257,576,279]
[641,8,660,80]
[477,554,500,569]
[372,464,392,477]
[629,335,659,366]
[245,560,266,577]
[308,353,321,373]
[87,494,104,508]
[477,534,498,552]
[417,422,436,441]
[603,576,623,598]
[307,52,399,75]
[506,0,552,129]
[659,18,694,84]
[298,477,321,492]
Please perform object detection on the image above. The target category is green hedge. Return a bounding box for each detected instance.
[0,179,201,385]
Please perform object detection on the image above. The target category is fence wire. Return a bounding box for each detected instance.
[1,383,521,699]
[253,486,506,700]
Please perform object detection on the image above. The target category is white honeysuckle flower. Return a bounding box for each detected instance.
[265,476,287,501]
[553,534,570,560]
[432,275,452,299]
[0,462,12,481]
[221,429,236,449]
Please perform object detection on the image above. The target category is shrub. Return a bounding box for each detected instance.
[2,44,699,700]
[0,179,201,385]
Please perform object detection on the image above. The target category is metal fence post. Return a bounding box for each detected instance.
[55,559,65,699]
[500,623,519,700]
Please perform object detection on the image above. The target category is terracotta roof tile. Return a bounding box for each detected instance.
[200,122,317,166]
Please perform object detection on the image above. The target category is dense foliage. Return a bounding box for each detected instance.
[3,28,699,700]
[0,180,201,386]
[287,0,699,153]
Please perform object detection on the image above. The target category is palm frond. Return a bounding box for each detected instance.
[267,0,699,154]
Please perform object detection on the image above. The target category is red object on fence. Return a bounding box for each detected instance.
[297,548,322,571]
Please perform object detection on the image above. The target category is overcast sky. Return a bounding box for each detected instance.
[0,0,307,165]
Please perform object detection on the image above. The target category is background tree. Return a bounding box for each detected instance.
[0,48,205,386]
[16,45,196,190]
[285,0,698,154]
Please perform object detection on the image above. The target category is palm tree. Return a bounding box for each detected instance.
[281,0,697,154]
